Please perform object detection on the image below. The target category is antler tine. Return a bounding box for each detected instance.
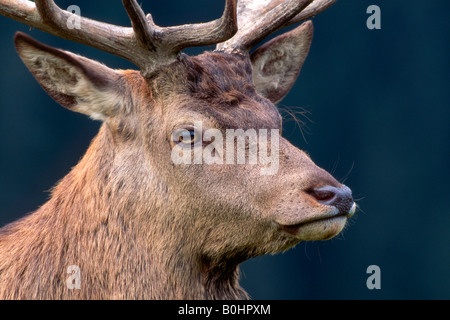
[278,0,338,31]
[122,0,156,53]
[33,0,62,28]
[216,0,339,53]
[216,0,314,53]
[160,0,238,53]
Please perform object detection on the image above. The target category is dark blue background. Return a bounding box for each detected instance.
[0,0,449,299]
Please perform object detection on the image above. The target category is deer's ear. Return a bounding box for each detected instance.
[250,21,313,104]
[14,32,123,121]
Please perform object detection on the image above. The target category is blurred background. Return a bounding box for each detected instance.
[0,0,448,299]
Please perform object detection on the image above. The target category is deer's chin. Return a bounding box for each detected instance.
[278,215,348,241]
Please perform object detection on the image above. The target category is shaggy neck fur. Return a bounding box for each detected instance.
[0,124,248,299]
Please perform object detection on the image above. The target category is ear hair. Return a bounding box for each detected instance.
[250,21,313,104]
[14,32,124,121]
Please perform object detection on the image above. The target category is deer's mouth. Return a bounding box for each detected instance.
[278,204,356,240]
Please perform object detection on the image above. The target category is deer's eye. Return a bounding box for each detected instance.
[179,130,196,144]
[172,128,201,147]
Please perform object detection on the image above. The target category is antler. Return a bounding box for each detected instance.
[216,0,338,53]
[0,0,238,76]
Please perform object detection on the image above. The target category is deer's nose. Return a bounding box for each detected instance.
[308,185,356,216]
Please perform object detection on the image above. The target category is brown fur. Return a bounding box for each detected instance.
[0,35,348,299]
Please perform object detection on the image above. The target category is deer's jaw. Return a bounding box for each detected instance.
[277,207,355,241]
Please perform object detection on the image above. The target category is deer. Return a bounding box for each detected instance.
[0,0,356,299]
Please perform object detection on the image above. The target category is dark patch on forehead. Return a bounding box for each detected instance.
[181,52,256,107]
[175,52,282,130]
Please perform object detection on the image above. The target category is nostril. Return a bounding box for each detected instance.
[307,185,355,214]
[307,188,336,203]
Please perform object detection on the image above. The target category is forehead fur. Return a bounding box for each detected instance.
[183,52,281,129]
[142,51,281,130]
[184,52,255,104]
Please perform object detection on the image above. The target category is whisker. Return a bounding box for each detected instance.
[340,161,355,184]
[278,105,314,144]
[330,155,340,176]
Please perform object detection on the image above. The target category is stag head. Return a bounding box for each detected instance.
[1,0,355,299]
